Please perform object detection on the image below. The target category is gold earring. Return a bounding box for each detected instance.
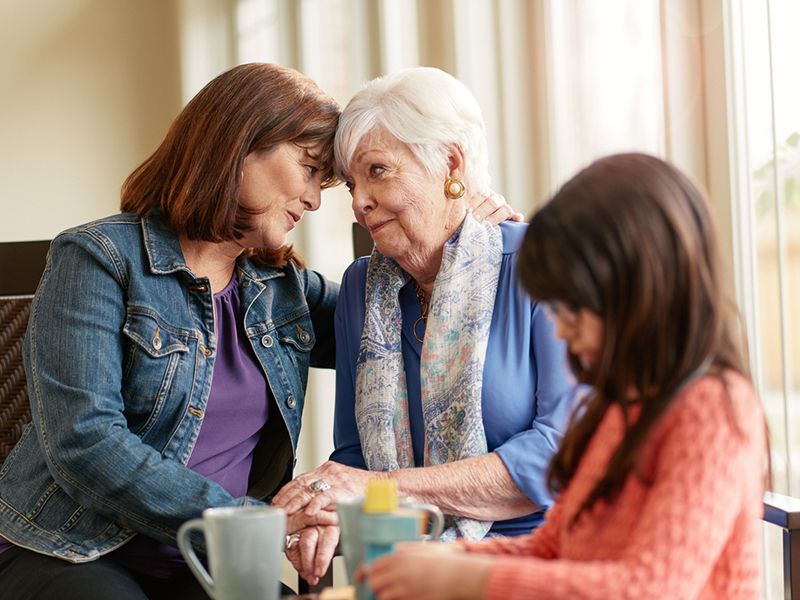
[444,177,465,199]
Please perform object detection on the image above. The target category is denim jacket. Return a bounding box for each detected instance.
[0,213,338,562]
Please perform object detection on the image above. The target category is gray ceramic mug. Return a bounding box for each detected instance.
[337,497,444,600]
[177,505,286,600]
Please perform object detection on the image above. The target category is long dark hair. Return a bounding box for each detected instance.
[121,62,340,267]
[518,153,750,522]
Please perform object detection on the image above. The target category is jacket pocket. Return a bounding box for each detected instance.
[121,309,192,436]
[275,318,315,374]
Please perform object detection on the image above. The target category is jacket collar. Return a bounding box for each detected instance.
[140,211,192,276]
[140,211,284,283]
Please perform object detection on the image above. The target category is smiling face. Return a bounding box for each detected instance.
[237,142,324,249]
[344,127,466,276]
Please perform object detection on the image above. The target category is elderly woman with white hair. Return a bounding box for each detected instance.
[272,67,575,583]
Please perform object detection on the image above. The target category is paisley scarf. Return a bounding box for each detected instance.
[355,214,502,540]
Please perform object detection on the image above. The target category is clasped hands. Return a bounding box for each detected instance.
[273,461,377,585]
[274,461,492,599]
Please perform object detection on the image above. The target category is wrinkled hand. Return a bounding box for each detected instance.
[285,524,340,585]
[469,190,524,225]
[272,461,378,516]
[359,542,491,600]
[286,508,339,534]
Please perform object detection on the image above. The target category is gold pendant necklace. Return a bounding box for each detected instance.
[412,280,428,343]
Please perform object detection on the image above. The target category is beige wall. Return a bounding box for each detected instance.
[0,0,182,242]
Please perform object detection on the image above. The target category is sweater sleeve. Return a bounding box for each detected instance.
[480,377,764,600]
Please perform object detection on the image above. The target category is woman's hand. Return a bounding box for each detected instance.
[469,190,524,225]
[286,507,339,534]
[359,542,492,600]
[272,461,379,515]
[285,524,340,585]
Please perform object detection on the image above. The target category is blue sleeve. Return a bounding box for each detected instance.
[478,222,576,511]
[493,303,576,507]
[330,260,368,469]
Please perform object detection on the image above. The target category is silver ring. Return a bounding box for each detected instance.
[308,480,330,493]
[286,532,301,550]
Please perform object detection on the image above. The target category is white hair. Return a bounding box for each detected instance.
[334,67,491,195]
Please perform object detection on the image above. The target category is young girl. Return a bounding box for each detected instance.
[363,153,767,600]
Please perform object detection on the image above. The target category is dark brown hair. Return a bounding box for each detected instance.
[121,62,340,267]
[518,153,751,522]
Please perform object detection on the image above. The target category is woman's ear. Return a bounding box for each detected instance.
[446,144,466,177]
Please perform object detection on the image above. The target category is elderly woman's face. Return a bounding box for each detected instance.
[346,128,459,267]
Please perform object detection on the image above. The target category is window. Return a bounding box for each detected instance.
[727,0,800,486]
[547,0,664,187]
[725,0,800,595]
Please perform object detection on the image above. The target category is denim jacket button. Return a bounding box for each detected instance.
[285,395,296,409]
[261,334,274,348]
[242,280,250,288]
[298,330,310,343]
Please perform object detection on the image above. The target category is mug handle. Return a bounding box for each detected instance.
[413,503,444,541]
[177,518,217,599]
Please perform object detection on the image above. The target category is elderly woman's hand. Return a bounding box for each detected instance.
[285,524,340,586]
[272,460,379,516]
[359,541,490,600]
[470,190,524,224]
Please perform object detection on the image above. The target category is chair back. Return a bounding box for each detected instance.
[0,240,50,464]
[352,222,373,259]
[764,491,800,599]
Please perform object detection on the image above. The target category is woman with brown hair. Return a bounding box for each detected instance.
[362,153,767,600]
[0,62,344,599]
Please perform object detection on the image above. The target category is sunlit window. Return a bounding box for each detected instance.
[547,0,664,187]
[730,0,800,499]
[726,0,800,596]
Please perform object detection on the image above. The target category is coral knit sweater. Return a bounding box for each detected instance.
[462,372,765,600]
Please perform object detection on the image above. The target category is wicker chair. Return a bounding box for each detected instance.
[0,240,50,466]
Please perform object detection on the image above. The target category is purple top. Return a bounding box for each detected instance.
[0,273,272,577]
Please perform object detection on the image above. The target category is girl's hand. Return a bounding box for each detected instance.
[360,542,492,600]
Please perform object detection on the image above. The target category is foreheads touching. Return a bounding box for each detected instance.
[121,62,340,242]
